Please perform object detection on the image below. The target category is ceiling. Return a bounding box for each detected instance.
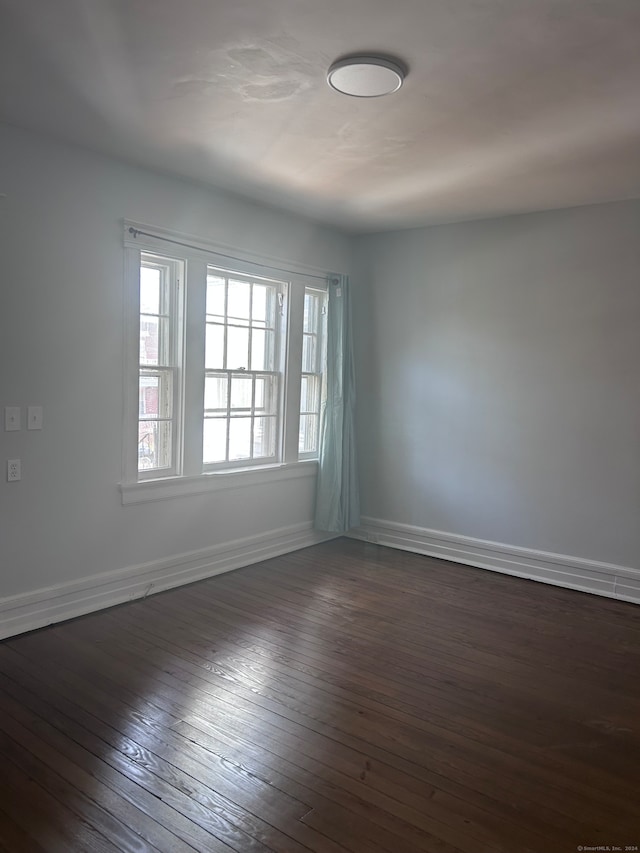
[1,0,640,232]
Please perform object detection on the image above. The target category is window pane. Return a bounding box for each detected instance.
[268,330,277,371]
[254,374,277,414]
[138,420,172,471]
[229,417,251,460]
[300,374,319,413]
[206,275,226,317]
[228,279,250,322]
[140,315,169,365]
[303,292,318,334]
[227,326,249,369]
[251,328,276,371]
[251,328,265,370]
[299,414,319,454]
[252,284,268,324]
[230,374,253,409]
[205,323,225,369]
[204,374,228,411]
[203,417,227,463]
[139,371,172,418]
[140,267,160,314]
[254,416,276,458]
[302,334,316,373]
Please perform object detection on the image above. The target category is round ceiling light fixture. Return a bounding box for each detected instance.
[327,55,406,98]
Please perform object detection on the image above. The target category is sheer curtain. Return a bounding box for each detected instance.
[314,274,360,532]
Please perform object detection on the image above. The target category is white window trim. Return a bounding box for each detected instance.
[121,221,330,504]
[119,460,318,504]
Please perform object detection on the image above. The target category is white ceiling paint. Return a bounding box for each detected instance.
[1,0,639,231]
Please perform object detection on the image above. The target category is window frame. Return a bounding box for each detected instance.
[202,266,286,471]
[121,222,330,499]
[136,252,185,480]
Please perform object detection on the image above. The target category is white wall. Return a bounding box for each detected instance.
[2,120,638,623]
[353,201,640,569]
[0,124,351,604]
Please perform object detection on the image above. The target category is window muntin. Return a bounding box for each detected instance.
[203,268,284,467]
[137,254,183,476]
[299,288,327,457]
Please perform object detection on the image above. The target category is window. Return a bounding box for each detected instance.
[299,288,327,457]
[204,268,283,467]
[124,226,329,493]
[138,254,183,477]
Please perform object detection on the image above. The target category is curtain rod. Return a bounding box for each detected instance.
[128,227,339,285]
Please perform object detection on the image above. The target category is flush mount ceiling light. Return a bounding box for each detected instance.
[327,55,406,98]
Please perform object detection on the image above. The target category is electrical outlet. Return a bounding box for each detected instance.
[7,459,21,482]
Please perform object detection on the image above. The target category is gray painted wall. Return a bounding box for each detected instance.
[353,201,640,567]
[0,124,351,599]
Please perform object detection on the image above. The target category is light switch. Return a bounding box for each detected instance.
[4,406,20,431]
[27,406,43,430]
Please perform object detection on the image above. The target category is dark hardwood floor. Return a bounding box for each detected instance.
[1,538,639,853]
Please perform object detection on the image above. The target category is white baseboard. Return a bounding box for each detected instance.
[0,523,334,640]
[349,517,640,605]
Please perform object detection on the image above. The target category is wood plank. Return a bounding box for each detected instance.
[0,805,49,853]
[0,758,120,853]
[90,589,638,823]
[9,616,631,845]
[0,688,200,853]
[84,581,638,741]
[1,538,639,852]
[0,726,159,853]
[47,593,639,840]
[0,650,348,853]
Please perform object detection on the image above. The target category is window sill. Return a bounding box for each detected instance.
[119,460,318,505]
